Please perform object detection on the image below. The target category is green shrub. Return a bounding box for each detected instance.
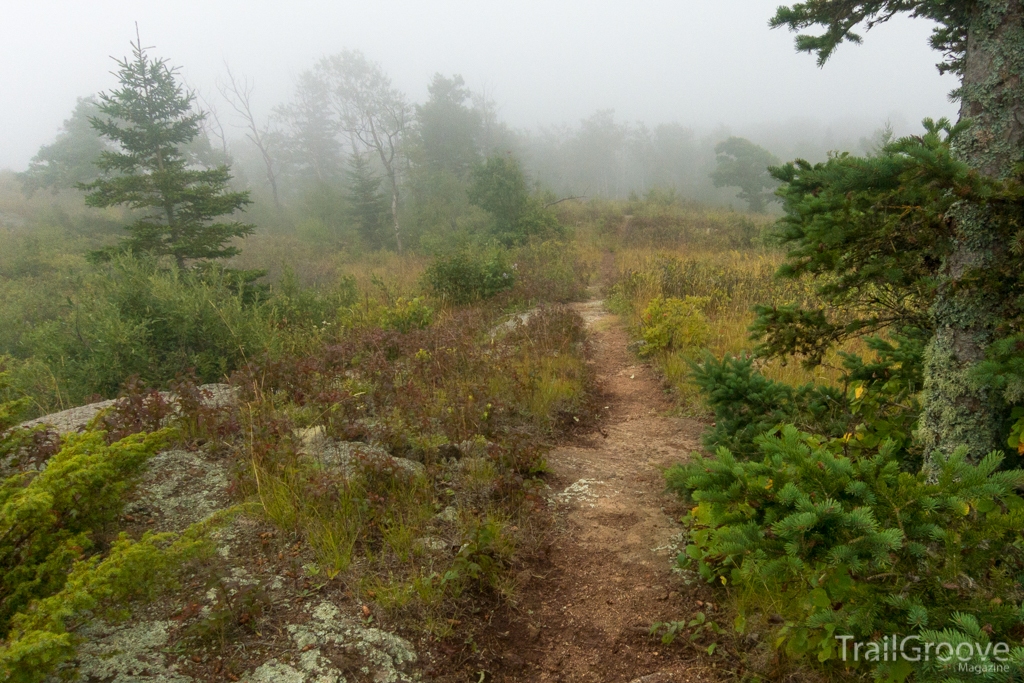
[637,296,710,357]
[423,249,514,305]
[339,296,434,334]
[668,425,1024,678]
[0,428,172,632]
[24,255,274,403]
[0,530,204,683]
[691,354,847,457]
[268,266,357,330]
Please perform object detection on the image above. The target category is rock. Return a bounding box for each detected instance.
[455,436,492,459]
[247,660,309,683]
[17,383,237,436]
[244,601,419,683]
[413,536,449,553]
[628,673,673,683]
[436,505,459,523]
[123,449,229,532]
[302,439,425,478]
[489,308,539,338]
[74,620,193,683]
[626,340,648,354]
[551,478,605,507]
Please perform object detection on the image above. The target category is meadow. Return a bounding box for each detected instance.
[3,172,1021,682]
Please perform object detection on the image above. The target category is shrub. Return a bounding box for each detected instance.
[26,255,272,403]
[668,425,1024,678]
[638,296,711,357]
[0,428,172,632]
[0,530,204,683]
[423,249,514,305]
[339,296,434,334]
[506,240,591,305]
[691,354,847,457]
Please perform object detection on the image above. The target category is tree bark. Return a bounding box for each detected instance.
[919,0,1024,465]
[388,170,402,255]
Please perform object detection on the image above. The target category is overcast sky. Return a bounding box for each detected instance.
[1,0,959,171]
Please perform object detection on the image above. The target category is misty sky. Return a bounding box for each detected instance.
[2,0,959,171]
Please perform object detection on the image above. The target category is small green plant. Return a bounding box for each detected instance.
[450,519,514,591]
[638,296,710,357]
[650,611,724,654]
[184,574,272,652]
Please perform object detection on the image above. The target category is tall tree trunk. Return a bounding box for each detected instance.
[388,170,402,255]
[919,0,1024,465]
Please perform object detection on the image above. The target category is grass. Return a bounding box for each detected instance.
[1,175,862,678]
[604,247,866,413]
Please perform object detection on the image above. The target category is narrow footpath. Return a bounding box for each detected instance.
[487,294,724,682]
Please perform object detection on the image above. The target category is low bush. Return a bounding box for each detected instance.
[23,256,272,404]
[423,249,515,305]
[505,240,592,305]
[339,295,434,334]
[668,425,1024,678]
[638,296,710,358]
[0,428,173,631]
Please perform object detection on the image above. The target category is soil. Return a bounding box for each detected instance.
[457,291,729,682]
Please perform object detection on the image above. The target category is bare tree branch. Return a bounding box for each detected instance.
[218,62,281,210]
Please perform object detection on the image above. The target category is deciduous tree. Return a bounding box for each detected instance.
[318,51,409,253]
[19,97,108,196]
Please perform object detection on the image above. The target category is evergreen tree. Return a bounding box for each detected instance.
[414,74,481,181]
[19,97,108,196]
[468,154,560,246]
[709,136,780,213]
[408,74,482,236]
[345,150,388,249]
[81,36,253,269]
[771,1,1024,464]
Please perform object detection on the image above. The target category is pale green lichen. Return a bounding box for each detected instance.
[243,601,418,683]
[920,0,1024,465]
[74,620,193,683]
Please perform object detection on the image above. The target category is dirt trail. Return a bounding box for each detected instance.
[486,293,721,682]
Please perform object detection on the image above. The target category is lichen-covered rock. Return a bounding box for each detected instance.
[243,601,419,683]
[247,660,311,683]
[122,448,230,532]
[301,438,425,479]
[17,383,236,436]
[73,620,193,683]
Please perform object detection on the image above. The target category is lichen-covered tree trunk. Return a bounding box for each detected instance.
[920,0,1024,465]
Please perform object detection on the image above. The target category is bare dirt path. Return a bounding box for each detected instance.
[485,292,723,682]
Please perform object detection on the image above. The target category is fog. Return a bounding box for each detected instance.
[5,0,956,174]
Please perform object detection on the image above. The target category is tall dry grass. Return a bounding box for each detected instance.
[607,247,865,412]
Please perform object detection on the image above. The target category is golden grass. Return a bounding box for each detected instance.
[608,247,865,413]
[226,233,429,293]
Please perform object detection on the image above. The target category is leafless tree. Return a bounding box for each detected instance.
[317,51,409,253]
[218,63,281,209]
[197,90,230,158]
